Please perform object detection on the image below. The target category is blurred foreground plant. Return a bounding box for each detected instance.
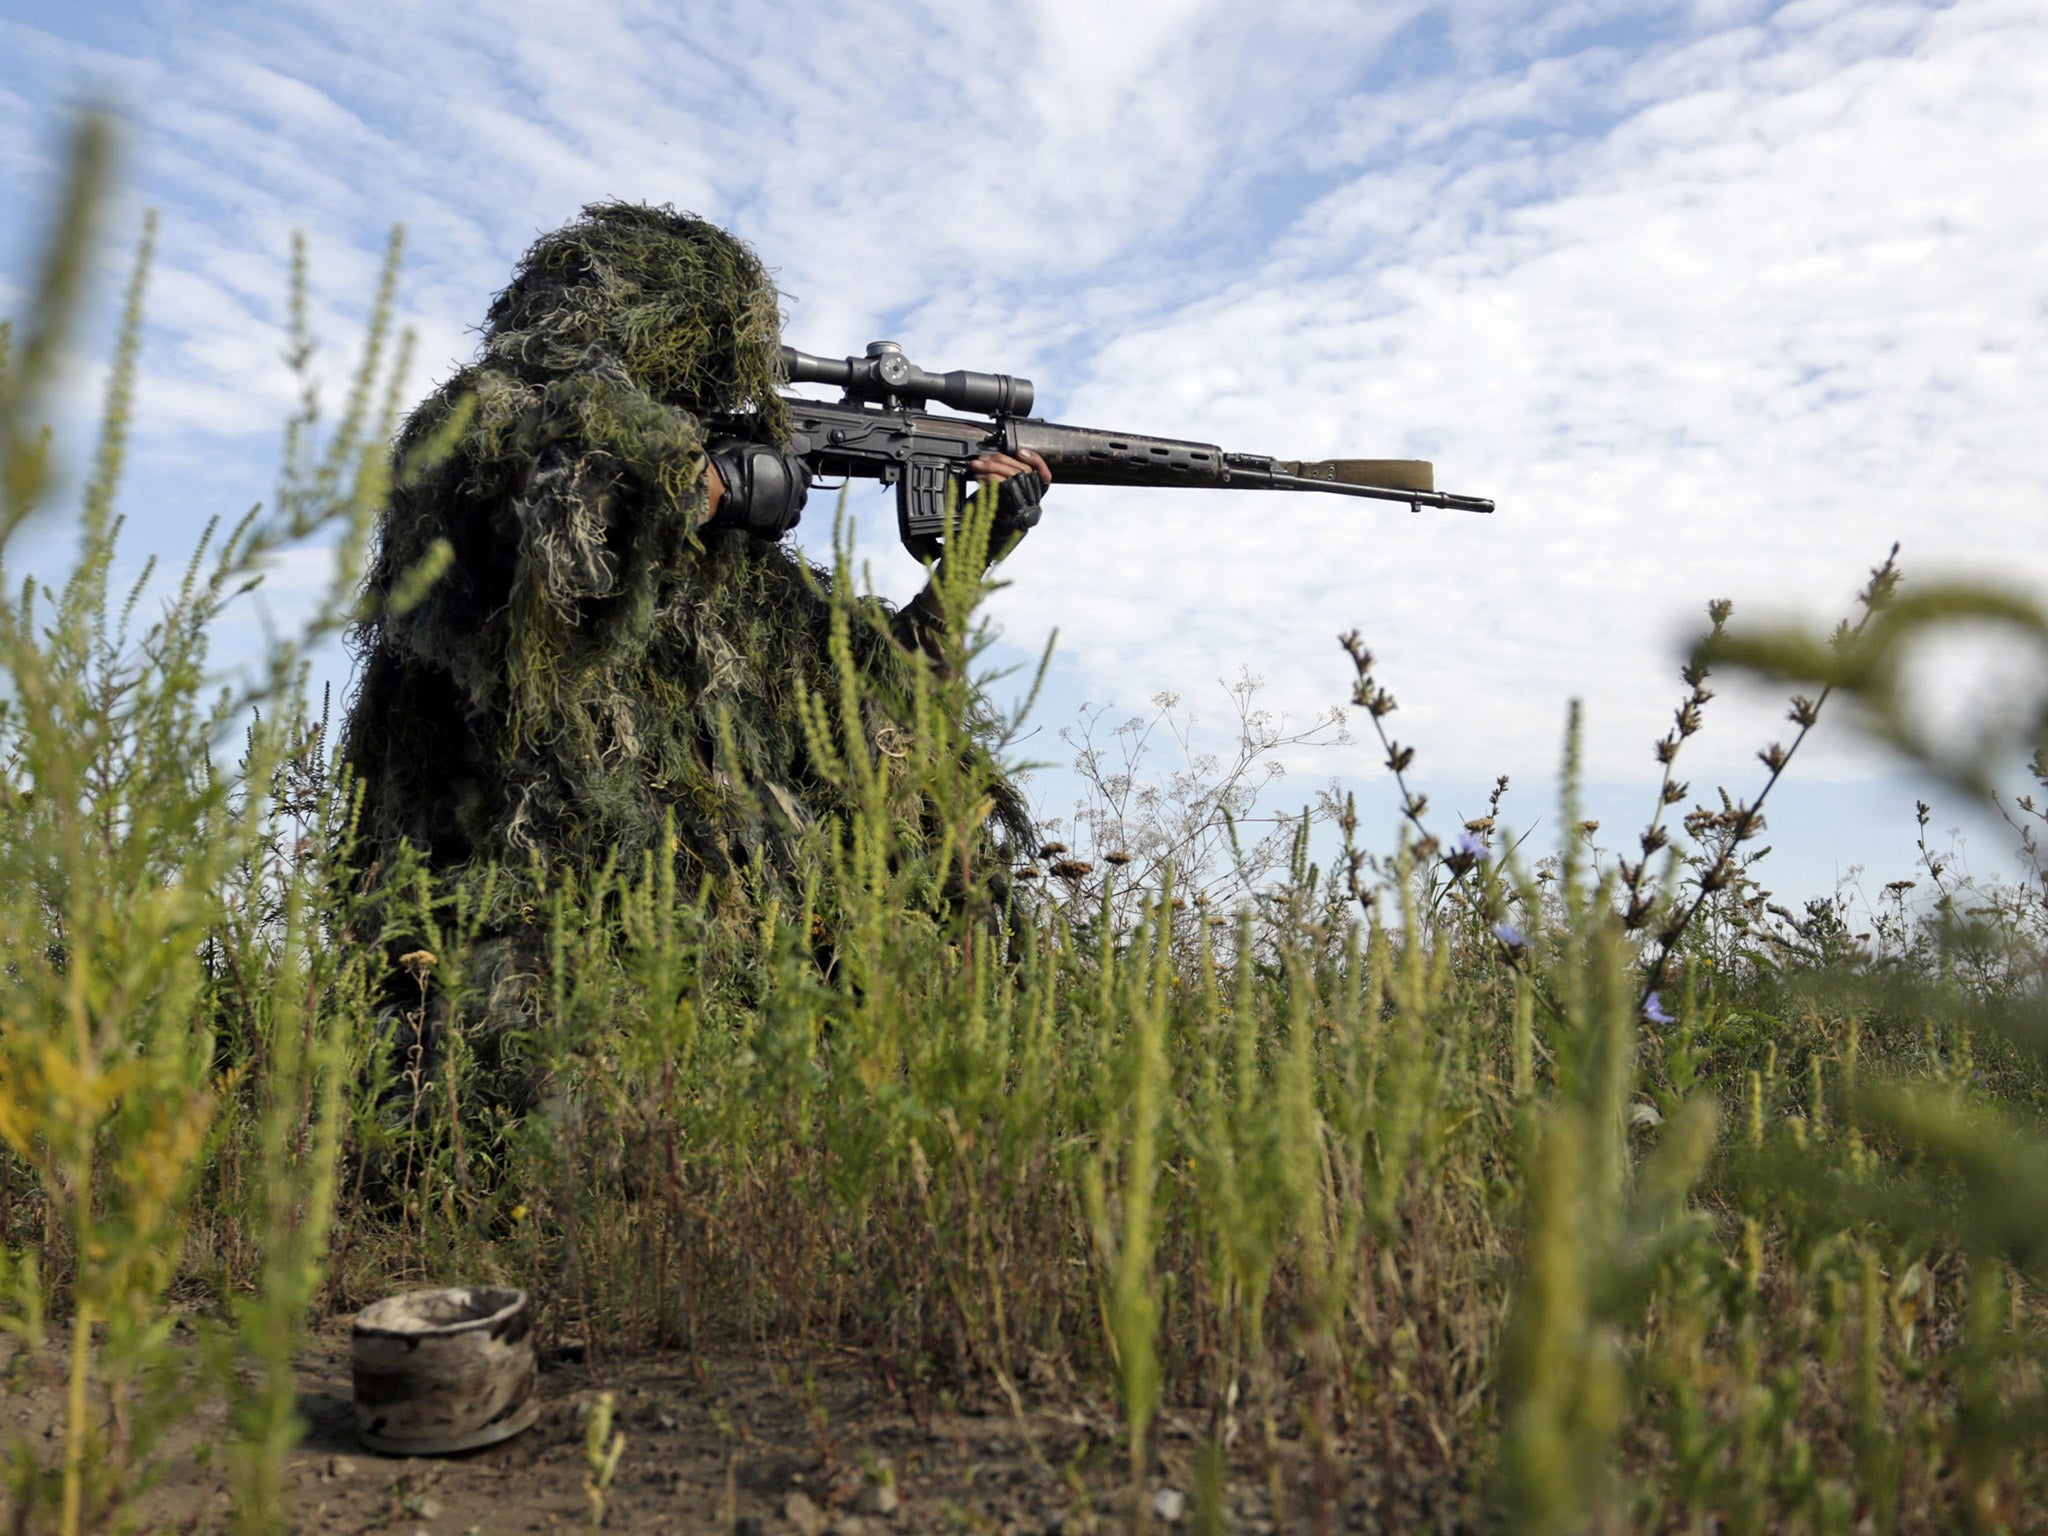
[1703,560,2048,1530]
[0,116,401,1534]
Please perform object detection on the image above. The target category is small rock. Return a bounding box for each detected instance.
[857,1482,900,1517]
[412,1496,442,1521]
[784,1490,829,1536]
[1151,1487,1187,1525]
[657,1412,678,1431]
[328,1456,357,1479]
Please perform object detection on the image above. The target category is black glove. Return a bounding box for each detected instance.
[705,440,809,540]
[985,467,1044,551]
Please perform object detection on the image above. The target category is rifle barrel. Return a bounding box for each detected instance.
[1011,419,1492,512]
[1256,468,1494,514]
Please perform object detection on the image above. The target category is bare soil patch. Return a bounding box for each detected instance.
[3,1319,1480,1534]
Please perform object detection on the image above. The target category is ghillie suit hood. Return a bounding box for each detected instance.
[341,203,1028,927]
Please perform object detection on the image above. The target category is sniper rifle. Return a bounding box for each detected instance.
[735,340,1494,560]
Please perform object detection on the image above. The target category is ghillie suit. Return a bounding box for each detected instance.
[339,204,1029,1089]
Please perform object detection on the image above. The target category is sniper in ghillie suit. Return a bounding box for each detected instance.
[340,204,1042,986]
[338,199,1489,1045]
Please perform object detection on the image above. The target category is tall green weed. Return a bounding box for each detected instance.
[0,118,401,1534]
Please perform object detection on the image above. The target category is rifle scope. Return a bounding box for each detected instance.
[780,341,1035,416]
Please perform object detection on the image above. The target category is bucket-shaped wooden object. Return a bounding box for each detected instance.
[352,1286,538,1455]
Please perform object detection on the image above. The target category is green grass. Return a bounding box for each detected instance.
[3,115,2048,1535]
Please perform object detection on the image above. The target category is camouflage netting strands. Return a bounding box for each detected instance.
[341,203,1015,907]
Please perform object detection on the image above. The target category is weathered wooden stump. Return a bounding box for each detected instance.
[351,1286,538,1455]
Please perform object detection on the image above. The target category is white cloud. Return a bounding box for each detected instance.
[0,81,37,192]
[986,0,2048,799]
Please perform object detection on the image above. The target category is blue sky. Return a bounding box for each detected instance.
[3,0,2046,908]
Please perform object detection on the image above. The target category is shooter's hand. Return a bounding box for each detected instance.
[966,448,1052,552]
[703,440,809,540]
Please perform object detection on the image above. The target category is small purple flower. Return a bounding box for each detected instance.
[1457,831,1487,858]
[1644,991,1675,1026]
[1493,922,1527,949]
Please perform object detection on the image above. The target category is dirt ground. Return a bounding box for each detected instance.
[2,1319,1479,1534]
